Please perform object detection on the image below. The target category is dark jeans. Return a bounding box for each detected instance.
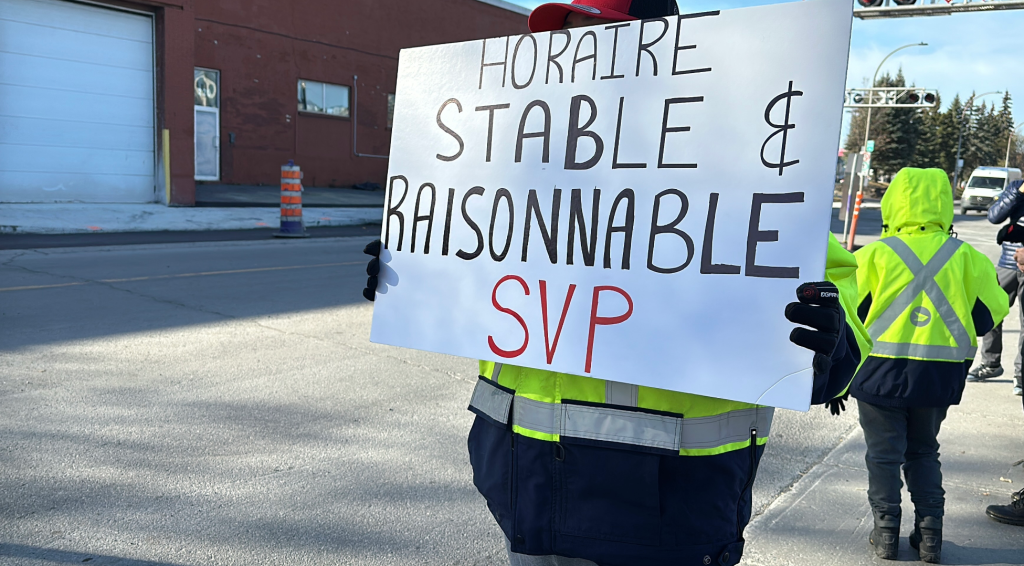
[980,266,1024,376]
[859,401,949,520]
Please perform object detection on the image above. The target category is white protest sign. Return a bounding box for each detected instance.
[370,0,853,412]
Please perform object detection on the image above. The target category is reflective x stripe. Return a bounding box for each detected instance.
[870,237,974,361]
[468,377,773,452]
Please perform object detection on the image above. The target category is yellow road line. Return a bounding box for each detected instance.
[0,261,362,292]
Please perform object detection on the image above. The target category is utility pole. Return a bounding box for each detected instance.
[1006,121,1024,167]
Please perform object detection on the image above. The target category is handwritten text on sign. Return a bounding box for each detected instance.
[369,0,853,411]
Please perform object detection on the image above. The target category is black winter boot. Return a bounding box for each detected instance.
[909,514,942,563]
[869,514,900,560]
[985,488,1024,526]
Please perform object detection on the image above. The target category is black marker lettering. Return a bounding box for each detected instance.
[565,94,604,170]
[489,188,515,262]
[636,17,669,77]
[511,34,539,90]
[603,189,634,270]
[436,99,464,162]
[700,192,740,274]
[442,188,456,256]
[476,103,511,163]
[671,12,717,76]
[745,192,804,279]
[658,97,702,169]
[516,100,552,163]
[547,30,571,84]
[600,23,629,80]
[568,188,601,267]
[572,31,598,83]
[522,188,562,263]
[647,188,694,274]
[411,183,436,254]
[479,36,510,89]
[385,175,408,251]
[456,186,486,260]
[612,97,646,169]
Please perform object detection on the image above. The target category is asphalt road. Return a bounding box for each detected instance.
[0,209,1011,565]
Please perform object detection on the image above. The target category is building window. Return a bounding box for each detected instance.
[195,68,219,108]
[387,94,395,129]
[297,79,350,117]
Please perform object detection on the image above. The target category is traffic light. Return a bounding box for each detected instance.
[903,90,937,105]
[892,0,917,5]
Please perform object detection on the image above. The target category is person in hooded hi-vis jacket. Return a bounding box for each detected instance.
[851,167,1009,563]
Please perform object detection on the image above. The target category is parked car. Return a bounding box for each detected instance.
[960,167,1023,214]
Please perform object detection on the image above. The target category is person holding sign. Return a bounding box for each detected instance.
[850,168,1008,563]
[363,1,871,565]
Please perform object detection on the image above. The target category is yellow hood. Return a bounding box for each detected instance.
[880,168,953,236]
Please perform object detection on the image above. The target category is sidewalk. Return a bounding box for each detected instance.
[195,184,385,208]
[0,204,382,234]
[754,212,1024,565]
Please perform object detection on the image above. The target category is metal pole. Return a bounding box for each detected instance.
[351,74,389,160]
[1006,122,1024,167]
[953,117,965,191]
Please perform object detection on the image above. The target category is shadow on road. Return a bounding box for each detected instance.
[0,543,192,565]
[0,237,374,350]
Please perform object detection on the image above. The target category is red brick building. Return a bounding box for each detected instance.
[0,0,528,205]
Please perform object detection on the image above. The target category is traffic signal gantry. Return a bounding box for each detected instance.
[855,0,1024,19]
[840,87,938,249]
[844,88,939,108]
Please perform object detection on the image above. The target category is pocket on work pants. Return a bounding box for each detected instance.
[556,439,662,546]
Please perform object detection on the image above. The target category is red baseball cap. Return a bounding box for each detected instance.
[528,0,679,33]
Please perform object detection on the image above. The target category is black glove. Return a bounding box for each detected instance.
[827,391,849,416]
[362,239,382,302]
[785,281,845,379]
[997,223,1024,244]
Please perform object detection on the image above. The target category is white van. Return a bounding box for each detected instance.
[961,167,1023,214]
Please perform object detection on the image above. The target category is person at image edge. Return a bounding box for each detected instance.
[362,1,873,565]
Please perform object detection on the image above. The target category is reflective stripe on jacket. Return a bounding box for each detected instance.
[466,233,870,566]
[852,168,1009,408]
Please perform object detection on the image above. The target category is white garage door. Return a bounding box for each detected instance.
[0,0,155,203]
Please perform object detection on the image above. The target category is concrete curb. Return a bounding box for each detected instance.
[0,204,384,234]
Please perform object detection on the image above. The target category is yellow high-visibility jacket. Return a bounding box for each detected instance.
[852,168,1008,408]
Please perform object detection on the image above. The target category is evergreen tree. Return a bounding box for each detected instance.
[872,69,919,178]
[945,95,967,185]
[910,93,944,170]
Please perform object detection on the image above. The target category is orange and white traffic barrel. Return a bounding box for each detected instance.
[846,190,863,251]
[274,161,309,238]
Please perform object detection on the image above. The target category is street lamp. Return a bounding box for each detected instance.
[860,43,928,163]
[845,42,926,246]
[952,90,1002,191]
[1005,120,1024,168]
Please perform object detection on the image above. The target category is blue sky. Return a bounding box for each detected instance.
[506,0,1024,145]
